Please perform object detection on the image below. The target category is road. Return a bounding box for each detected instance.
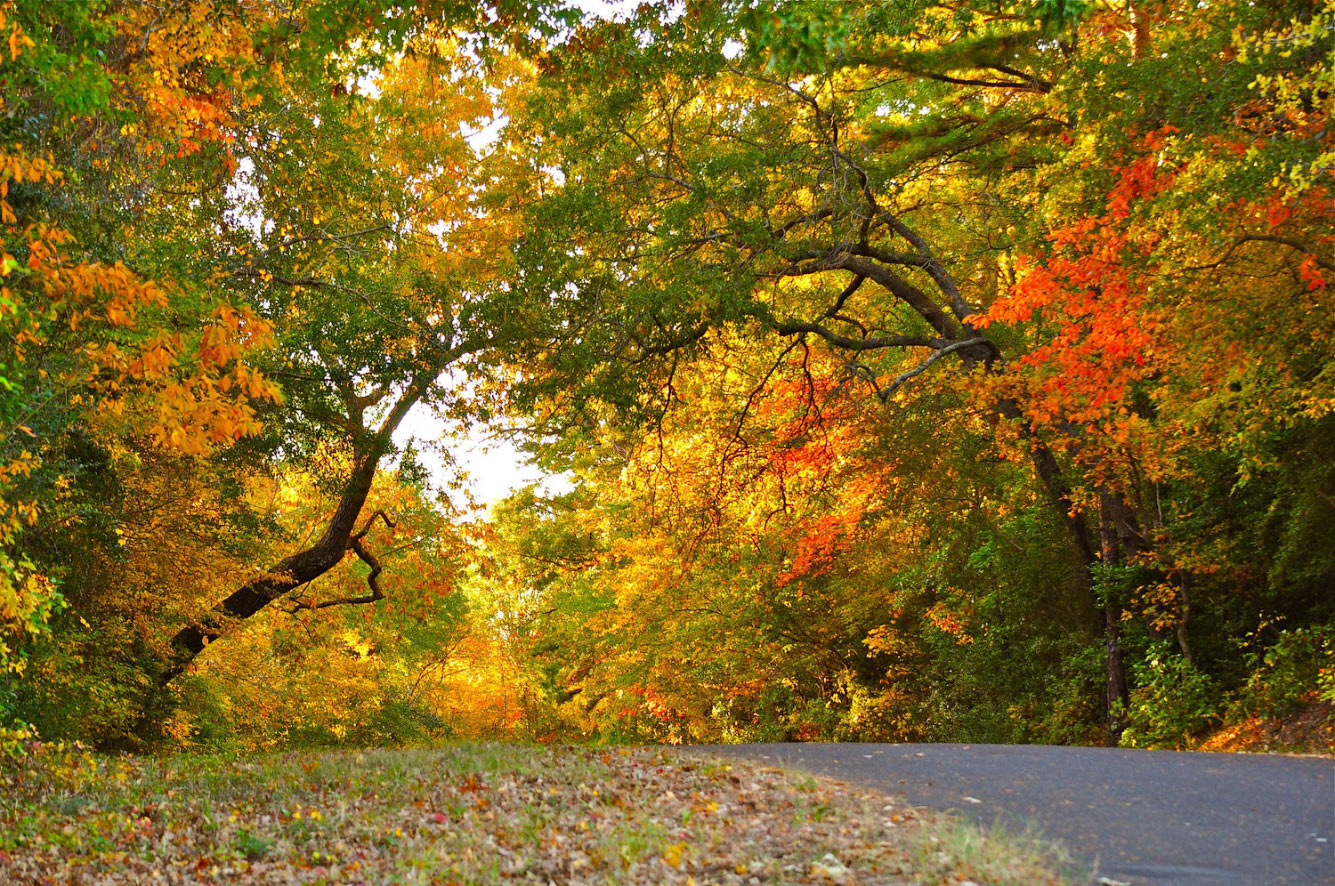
[694,743,1333,886]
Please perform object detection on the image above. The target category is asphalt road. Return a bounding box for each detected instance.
[694,743,1333,886]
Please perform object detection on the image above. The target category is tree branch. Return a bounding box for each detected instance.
[287,511,396,612]
[872,337,988,401]
[352,508,396,541]
[766,315,941,352]
[1191,234,1335,272]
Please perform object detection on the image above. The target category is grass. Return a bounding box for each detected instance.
[911,815,1080,886]
[0,742,1079,884]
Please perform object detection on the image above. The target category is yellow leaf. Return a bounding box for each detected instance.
[662,842,686,869]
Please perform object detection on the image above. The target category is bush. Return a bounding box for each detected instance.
[1234,625,1334,718]
[1121,644,1220,749]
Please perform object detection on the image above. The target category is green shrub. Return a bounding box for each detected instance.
[1121,645,1220,749]
[1234,626,1333,718]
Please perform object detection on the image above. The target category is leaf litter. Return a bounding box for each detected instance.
[0,743,1070,884]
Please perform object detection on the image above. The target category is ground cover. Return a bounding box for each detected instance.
[0,744,1072,885]
[1196,702,1335,756]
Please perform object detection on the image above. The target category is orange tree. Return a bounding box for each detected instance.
[977,4,1335,743]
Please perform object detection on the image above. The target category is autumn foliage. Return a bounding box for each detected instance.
[1,0,1332,755]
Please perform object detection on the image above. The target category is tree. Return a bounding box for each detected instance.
[1,0,283,736]
[149,17,544,683]
[497,0,1334,742]
[2,0,572,741]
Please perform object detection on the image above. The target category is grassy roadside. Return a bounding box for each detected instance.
[0,743,1076,885]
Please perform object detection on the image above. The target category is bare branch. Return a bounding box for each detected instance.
[984,63,1054,92]
[822,274,867,320]
[286,538,385,611]
[352,509,396,541]
[276,223,394,250]
[915,70,1047,92]
[871,216,977,321]
[286,512,395,612]
[875,337,988,401]
[1191,234,1335,272]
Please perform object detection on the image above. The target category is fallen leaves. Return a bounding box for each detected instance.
[0,744,1068,884]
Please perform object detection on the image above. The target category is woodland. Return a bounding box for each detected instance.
[1,0,1332,758]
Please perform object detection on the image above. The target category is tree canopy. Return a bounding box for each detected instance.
[2,0,1331,753]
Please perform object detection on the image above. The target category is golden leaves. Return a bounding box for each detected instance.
[0,7,35,62]
[113,0,261,156]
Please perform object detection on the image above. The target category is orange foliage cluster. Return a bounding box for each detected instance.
[776,509,861,588]
[983,130,1178,435]
[4,181,280,454]
[1,3,280,457]
[925,601,974,647]
[978,129,1198,491]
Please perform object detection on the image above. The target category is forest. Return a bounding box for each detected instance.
[1,0,1332,760]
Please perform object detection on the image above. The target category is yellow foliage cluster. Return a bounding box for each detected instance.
[115,1,262,161]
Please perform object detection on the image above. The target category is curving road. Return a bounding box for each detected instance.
[693,743,1333,886]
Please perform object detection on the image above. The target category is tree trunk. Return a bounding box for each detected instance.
[995,397,1135,742]
[1099,492,1140,745]
[153,369,436,688]
[1103,603,1129,744]
[158,448,384,685]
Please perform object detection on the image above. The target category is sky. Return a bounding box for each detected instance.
[392,408,557,510]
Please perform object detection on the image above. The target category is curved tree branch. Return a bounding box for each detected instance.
[873,337,988,401]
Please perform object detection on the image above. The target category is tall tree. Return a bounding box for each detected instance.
[154,18,545,682]
[498,0,1333,742]
[2,0,573,737]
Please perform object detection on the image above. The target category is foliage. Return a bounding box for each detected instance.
[1120,643,1221,750]
[473,0,1335,750]
[1,0,1332,757]
[1233,626,1335,720]
[0,0,591,750]
[0,0,281,731]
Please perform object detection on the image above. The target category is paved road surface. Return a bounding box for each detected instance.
[695,743,1333,885]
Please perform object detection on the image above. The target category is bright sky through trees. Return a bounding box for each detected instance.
[397,0,648,509]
